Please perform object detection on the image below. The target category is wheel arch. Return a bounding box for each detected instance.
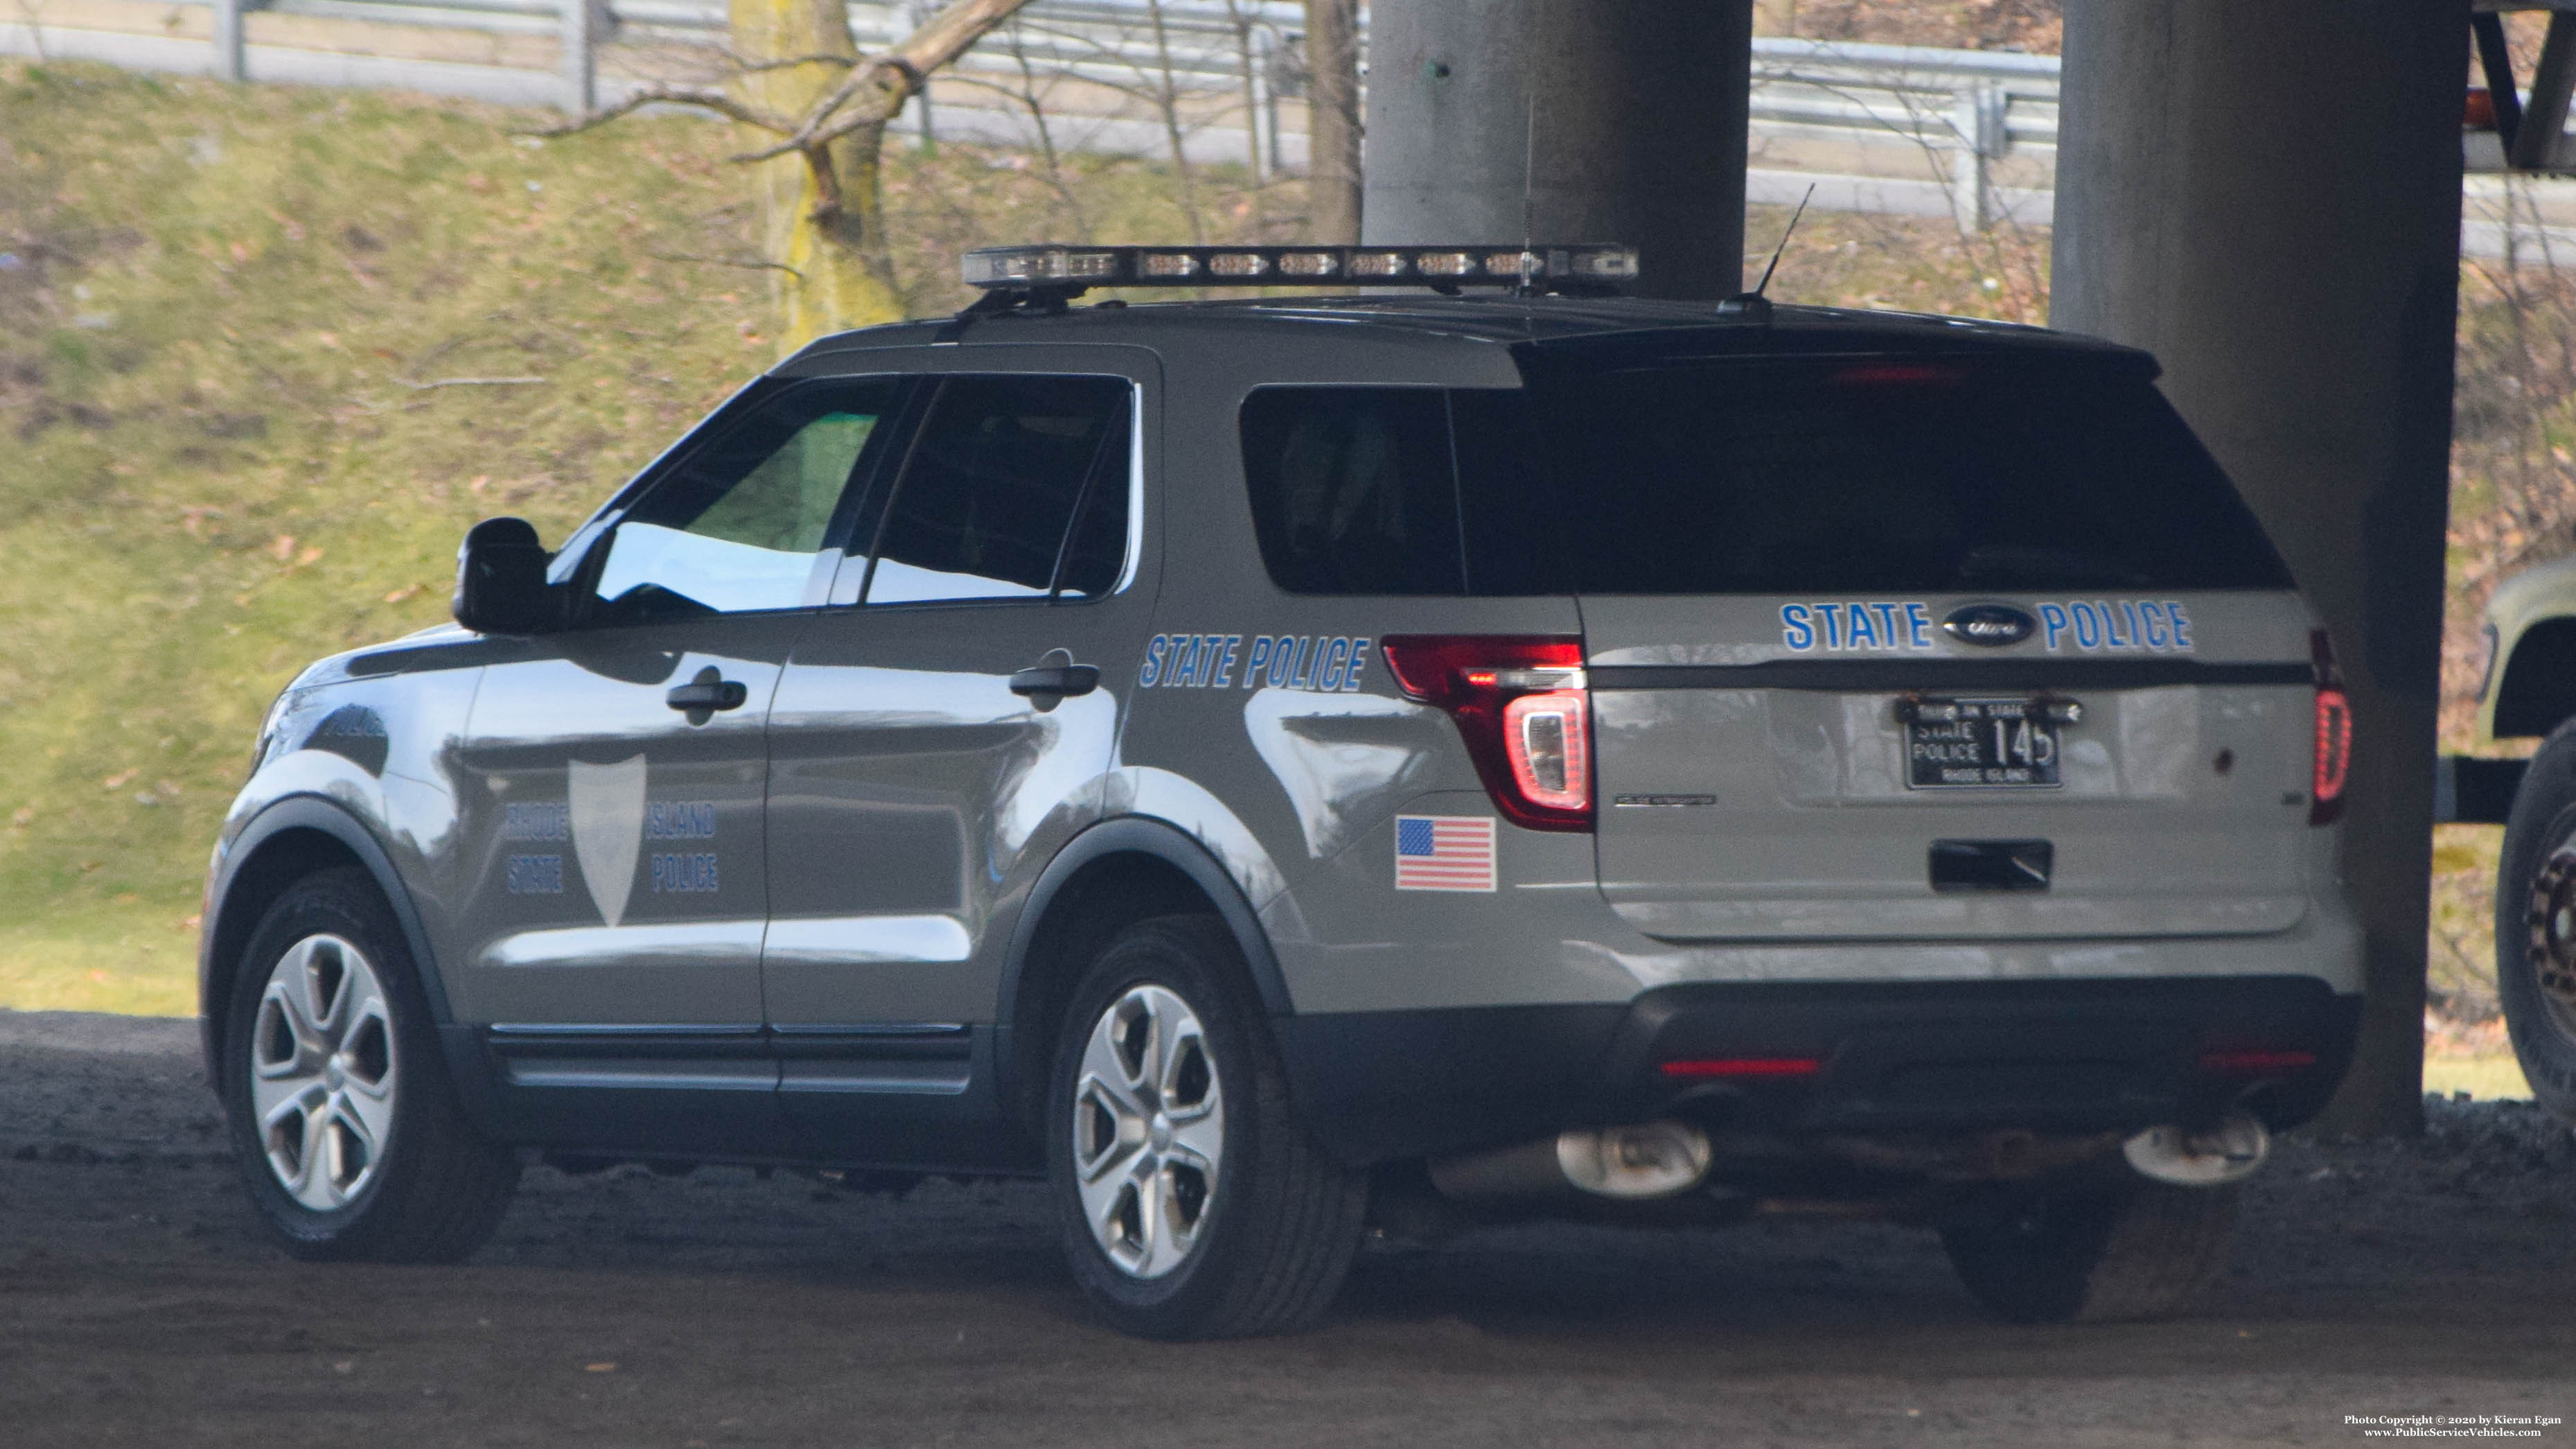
[200,796,452,1087]
[2492,617,2576,739]
[996,816,1294,1137]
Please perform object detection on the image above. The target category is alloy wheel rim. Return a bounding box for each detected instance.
[1071,984,1224,1279]
[249,933,398,1211]
[2525,843,2576,1044]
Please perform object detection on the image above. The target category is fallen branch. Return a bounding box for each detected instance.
[646,251,804,278]
[392,376,549,391]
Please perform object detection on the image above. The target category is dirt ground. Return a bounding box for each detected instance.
[2,1009,2573,1448]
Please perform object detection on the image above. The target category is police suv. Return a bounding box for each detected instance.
[203,243,2362,1339]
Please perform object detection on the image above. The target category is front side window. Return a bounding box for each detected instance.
[859,374,1131,606]
[590,378,903,624]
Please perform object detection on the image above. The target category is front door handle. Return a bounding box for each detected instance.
[1009,662,1100,703]
[667,665,748,721]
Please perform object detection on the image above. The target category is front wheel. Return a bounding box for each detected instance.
[2496,723,2576,1122]
[1045,915,1366,1339]
[221,868,520,1262]
[1941,1179,2239,1324]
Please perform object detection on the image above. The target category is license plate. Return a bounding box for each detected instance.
[1904,697,2062,789]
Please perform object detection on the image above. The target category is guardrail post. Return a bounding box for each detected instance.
[559,0,608,115]
[1949,83,2006,234]
[211,0,246,82]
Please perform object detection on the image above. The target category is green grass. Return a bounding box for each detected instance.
[0,62,2328,1024]
[0,62,1251,1014]
[2423,1055,2534,1101]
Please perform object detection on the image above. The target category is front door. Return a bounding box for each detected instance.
[762,358,1157,1161]
[450,374,910,1149]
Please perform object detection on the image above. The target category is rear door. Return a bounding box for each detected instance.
[761,353,1154,1154]
[1464,353,2324,945]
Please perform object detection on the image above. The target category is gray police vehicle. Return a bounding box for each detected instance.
[203,243,2363,1339]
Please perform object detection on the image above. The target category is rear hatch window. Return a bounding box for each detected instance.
[1240,355,2291,597]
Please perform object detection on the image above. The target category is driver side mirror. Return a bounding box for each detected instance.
[452,516,558,635]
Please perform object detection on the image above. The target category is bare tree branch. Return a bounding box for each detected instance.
[775,0,1036,155]
[535,85,797,138]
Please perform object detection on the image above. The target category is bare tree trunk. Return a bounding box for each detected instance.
[1228,0,1264,184]
[1303,0,1361,243]
[1144,0,1207,243]
[731,0,900,347]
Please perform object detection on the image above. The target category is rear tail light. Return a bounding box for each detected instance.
[1381,635,1593,832]
[2311,629,2352,827]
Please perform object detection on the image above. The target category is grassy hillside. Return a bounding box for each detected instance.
[0,62,1248,1012]
[0,60,2183,1019]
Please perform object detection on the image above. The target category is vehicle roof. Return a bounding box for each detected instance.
[787,295,2151,370]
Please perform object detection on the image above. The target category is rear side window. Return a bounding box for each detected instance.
[861,374,1131,605]
[1240,388,1463,595]
[1237,362,2290,597]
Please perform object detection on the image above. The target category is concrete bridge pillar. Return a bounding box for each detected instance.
[1360,0,1755,299]
[2051,1,2471,1133]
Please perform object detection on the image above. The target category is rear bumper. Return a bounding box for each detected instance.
[1276,974,2361,1164]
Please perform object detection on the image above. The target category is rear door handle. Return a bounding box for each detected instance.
[1009,663,1100,699]
[667,666,749,716]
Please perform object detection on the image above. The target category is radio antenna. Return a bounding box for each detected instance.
[1750,182,1815,299]
[1518,98,1540,299]
[1721,183,1813,322]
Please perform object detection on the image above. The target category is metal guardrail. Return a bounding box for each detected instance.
[119,0,2074,227]
[144,0,2070,152]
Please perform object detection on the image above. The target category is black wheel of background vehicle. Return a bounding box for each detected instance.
[1940,1180,2239,1324]
[1045,914,1368,1340]
[2495,721,2576,1121]
[221,867,520,1262]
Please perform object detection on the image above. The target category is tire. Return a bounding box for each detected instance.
[220,868,520,1262]
[2495,721,2576,1122]
[1044,914,1367,1340]
[1940,1180,2239,1324]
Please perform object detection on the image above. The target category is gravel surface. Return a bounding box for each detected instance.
[3,1008,2573,1448]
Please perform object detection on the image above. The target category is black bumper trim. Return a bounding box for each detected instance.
[1279,976,2361,1165]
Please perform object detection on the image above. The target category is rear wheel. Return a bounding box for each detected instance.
[2496,723,2576,1122]
[1941,1179,2239,1324]
[221,868,519,1262]
[1045,915,1366,1339]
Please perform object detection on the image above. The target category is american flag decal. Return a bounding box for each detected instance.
[1394,815,1497,892]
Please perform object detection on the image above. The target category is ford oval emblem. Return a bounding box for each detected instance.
[1943,603,2037,648]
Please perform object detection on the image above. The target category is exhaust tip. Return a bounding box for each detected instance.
[1428,1121,1714,1203]
[2123,1113,2269,1187]
[1558,1121,1713,1199]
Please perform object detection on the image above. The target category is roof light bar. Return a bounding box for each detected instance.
[960,243,1640,293]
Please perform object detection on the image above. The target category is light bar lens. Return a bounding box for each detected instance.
[958,244,1642,292]
[960,247,1120,285]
